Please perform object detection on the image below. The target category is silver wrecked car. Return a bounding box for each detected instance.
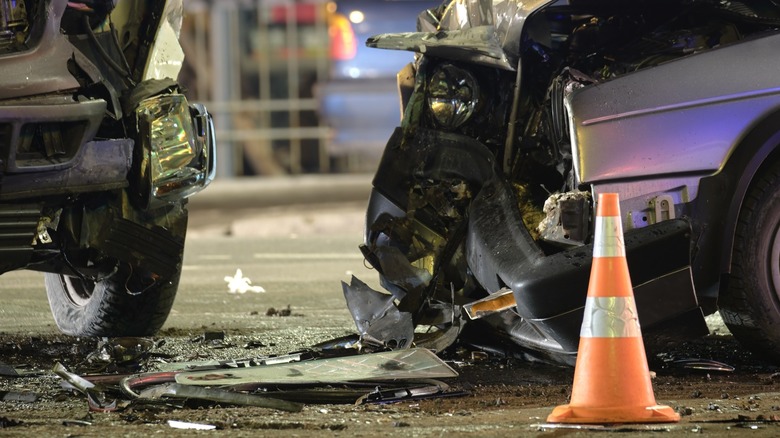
[355,0,780,364]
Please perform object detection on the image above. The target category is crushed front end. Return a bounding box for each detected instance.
[355,0,780,363]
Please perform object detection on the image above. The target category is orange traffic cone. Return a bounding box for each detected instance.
[546,193,680,424]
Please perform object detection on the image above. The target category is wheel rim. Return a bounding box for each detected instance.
[63,276,96,307]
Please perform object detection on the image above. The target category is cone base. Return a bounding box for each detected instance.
[547,403,680,424]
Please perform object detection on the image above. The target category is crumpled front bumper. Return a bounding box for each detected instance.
[365,127,708,359]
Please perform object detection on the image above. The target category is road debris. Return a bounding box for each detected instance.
[342,276,413,350]
[156,350,312,372]
[138,383,303,412]
[669,358,736,373]
[83,337,161,373]
[224,268,266,293]
[167,419,217,430]
[358,380,468,404]
[175,348,458,386]
[0,362,42,377]
[53,363,118,412]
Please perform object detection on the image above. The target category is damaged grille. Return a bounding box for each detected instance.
[14,121,88,167]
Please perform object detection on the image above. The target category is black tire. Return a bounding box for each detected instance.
[45,265,180,337]
[719,159,780,363]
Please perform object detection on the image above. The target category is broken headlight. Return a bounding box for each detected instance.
[427,64,478,130]
[135,94,215,208]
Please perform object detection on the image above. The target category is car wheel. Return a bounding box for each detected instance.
[719,160,780,363]
[45,253,182,337]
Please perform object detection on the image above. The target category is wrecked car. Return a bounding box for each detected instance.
[358,0,780,365]
[0,1,214,336]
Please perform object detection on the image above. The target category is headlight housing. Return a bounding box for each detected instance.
[427,64,479,130]
[135,94,215,208]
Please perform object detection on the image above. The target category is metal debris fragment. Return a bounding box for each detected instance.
[670,358,735,373]
[359,380,468,404]
[155,351,312,372]
[139,383,303,412]
[53,363,118,412]
[342,275,414,349]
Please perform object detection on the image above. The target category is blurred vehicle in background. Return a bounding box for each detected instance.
[317,0,440,171]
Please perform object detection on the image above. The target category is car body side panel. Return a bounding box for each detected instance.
[568,33,780,185]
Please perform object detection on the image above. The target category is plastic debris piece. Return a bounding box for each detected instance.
[342,275,414,349]
[176,348,457,386]
[139,383,303,412]
[225,268,266,293]
[168,420,217,430]
[463,288,517,320]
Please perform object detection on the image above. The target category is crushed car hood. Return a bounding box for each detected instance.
[367,0,555,70]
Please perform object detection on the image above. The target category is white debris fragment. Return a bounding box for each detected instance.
[224,268,266,294]
[168,420,217,430]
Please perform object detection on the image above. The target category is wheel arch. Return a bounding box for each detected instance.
[715,108,780,278]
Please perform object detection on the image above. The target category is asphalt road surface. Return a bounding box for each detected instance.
[1,203,780,436]
[0,203,371,339]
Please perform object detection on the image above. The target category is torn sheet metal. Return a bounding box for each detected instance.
[139,383,303,412]
[342,276,414,349]
[175,348,458,386]
[156,351,313,372]
[53,362,118,412]
[367,0,553,70]
[373,245,431,299]
[367,26,513,71]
